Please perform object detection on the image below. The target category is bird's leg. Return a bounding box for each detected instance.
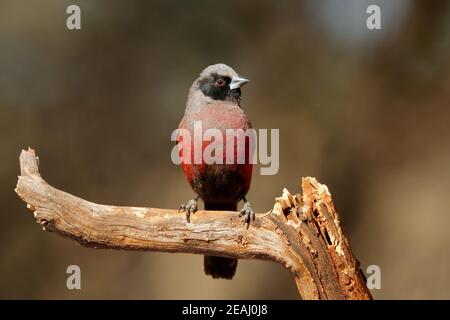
[239,196,255,225]
[179,195,199,223]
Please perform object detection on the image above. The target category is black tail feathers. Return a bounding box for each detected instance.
[203,202,238,279]
[204,255,238,279]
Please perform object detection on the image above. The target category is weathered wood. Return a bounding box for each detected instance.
[15,148,372,300]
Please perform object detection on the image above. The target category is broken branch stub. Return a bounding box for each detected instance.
[15,148,372,300]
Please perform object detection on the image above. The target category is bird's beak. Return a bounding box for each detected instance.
[229,76,249,90]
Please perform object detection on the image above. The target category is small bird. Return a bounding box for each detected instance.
[177,63,254,279]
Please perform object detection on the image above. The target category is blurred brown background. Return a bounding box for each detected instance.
[1,0,450,299]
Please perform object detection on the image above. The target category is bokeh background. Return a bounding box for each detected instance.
[1,0,450,299]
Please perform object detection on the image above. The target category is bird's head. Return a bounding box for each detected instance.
[194,63,249,104]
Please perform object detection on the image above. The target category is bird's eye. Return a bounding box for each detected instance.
[215,79,225,87]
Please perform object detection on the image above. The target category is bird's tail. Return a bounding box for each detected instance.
[203,202,238,280]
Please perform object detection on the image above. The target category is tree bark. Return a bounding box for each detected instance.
[15,148,372,300]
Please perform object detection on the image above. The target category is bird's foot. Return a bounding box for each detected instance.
[239,200,255,225]
[179,196,199,223]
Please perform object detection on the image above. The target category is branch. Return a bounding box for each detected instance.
[15,148,372,300]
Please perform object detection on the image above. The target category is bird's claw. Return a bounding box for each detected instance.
[179,198,198,223]
[239,201,255,225]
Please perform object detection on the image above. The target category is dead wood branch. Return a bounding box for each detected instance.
[15,148,372,300]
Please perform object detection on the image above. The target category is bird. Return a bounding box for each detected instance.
[177,63,255,279]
